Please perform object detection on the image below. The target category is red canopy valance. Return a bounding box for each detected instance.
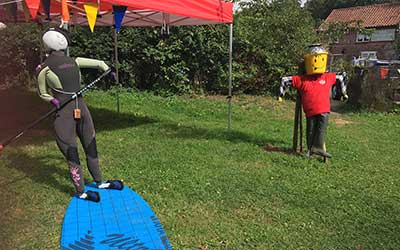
[0,0,233,26]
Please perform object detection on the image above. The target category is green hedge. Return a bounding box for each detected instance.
[0,0,318,95]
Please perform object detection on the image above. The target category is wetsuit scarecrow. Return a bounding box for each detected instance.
[36,27,123,202]
[279,44,348,158]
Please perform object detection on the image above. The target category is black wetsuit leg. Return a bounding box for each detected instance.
[76,98,102,185]
[54,100,85,194]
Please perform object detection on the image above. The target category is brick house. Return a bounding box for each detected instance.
[323,3,400,63]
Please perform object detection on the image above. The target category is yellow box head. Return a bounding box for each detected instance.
[304,44,328,75]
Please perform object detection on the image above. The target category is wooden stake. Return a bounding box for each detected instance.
[293,91,302,152]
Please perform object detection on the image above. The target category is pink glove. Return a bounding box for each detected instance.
[110,71,117,82]
[51,98,60,109]
[35,64,43,76]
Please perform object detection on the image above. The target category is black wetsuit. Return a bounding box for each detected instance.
[37,51,109,194]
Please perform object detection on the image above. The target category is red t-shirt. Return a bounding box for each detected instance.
[292,72,336,117]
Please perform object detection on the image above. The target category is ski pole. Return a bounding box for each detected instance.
[0,69,111,152]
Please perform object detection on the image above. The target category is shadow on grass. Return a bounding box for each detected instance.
[1,89,282,147]
[91,107,158,131]
[0,151,72,195]
[0,106,158,149]
[0,150,124,197]
[156,121,285,147]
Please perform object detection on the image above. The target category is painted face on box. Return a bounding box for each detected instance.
[304,44,328,75]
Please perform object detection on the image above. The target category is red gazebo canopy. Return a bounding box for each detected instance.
[0,0,233,26]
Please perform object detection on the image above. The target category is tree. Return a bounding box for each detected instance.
[234,0,317,93]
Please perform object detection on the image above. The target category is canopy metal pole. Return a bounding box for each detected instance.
[62,22,70,56]
[114,26,120,113]
[228,23,233,131]
[39,22,44,63]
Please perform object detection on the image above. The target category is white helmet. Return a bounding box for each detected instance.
[42,27,70,52]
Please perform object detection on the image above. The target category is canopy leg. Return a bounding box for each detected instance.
[228,23,233,131]
[114,26,120,113]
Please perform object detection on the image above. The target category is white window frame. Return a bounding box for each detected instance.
[360,51,377,60]
[356,33,370,43]
[356,29,396,43]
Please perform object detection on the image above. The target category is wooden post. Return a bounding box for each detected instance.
[292,91,302,152]
[299,94,303,153]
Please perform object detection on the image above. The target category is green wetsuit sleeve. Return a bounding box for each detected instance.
[75,57,110,72]
[37,66,54,102]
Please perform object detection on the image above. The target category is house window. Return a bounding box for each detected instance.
[356,29,395,43]
[360,51,377,60]
[356,33,370,42]
[371,29,395,41]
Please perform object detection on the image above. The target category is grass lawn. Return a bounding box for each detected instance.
[0,89,399,249]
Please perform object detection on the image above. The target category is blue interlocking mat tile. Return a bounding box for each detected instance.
[60,183,172,250]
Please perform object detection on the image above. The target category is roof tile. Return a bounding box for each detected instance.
[325,3,400,28]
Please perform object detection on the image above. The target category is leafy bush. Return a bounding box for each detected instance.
[0,24,41,89]
[69,25,231,95]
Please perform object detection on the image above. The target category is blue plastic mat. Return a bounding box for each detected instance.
[60,183,172,250]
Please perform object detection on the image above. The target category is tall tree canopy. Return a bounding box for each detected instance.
[235,0,317,93]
